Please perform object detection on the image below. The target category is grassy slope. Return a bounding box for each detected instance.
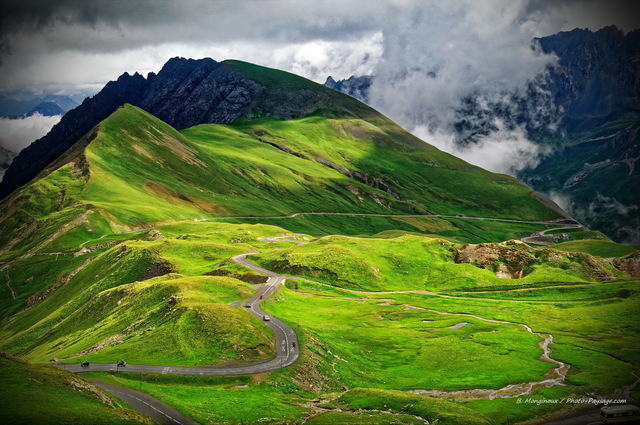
[2,224,636,425]
[1,61,633,425]
[0,353,154,425]
[0,102,562,261]
[0,223,290,365]
[263,286,553,391]
[551,239,638,257]
[254,234,629,292]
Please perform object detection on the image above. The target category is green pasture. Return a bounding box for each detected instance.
[87,372,310,425]
[262,287,554,391]
[0,354,152,425]
[254,234,624,292]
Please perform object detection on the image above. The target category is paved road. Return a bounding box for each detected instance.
[57,253,299,375]
[541,409,602,425]
[522,224,583,245]
[92,381,201,425]
[202,211,579,227]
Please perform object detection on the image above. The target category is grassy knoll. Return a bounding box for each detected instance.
[0,225,284,365]
[254,234,626,292]
[0,354,153,425]
[551,239,638,257]
[87,372,310,425]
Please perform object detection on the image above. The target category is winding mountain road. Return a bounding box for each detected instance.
[58,253,299,376]
[521,224,583,245]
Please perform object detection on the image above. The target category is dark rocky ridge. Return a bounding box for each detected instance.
[536,26,640,119]
[324,75,373,102]
[0,57,367,199]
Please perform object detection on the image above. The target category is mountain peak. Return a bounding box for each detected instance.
[0,58,376,199]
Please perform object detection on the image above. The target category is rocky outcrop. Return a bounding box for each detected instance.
[324,75,373,102]
[455,240,537,279]
[455,240,627,280]
[607,252,640,277]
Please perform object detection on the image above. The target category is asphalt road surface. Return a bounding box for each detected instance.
[542,409,601,425]
[92,381,201,425]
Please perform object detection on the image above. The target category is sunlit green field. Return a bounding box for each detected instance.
[1,222,630,424]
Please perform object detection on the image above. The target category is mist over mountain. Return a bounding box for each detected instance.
[325,26,640,244]
[0,95,78,119]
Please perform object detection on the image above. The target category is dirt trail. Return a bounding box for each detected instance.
[4,269,17,299]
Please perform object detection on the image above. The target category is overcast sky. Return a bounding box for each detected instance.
[0,0,638,175]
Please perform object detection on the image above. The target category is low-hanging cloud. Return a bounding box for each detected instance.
[413,119,551,175]
[0,113,61,154]
[364,1,564,175]
[0,113,60,179]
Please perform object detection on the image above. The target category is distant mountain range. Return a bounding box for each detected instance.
[0,95,78,118]
[324,26,640,245]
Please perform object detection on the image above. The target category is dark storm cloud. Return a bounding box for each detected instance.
[523,0,640,35]
[0,0,379,56]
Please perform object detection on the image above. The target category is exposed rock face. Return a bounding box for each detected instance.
[0,57,363,199]
[607,252,640,277]
[455,240,629,281]
[455,240,537,279]
[536,26,640,118]
[324,75,373,102]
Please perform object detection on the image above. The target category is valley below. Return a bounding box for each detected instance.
[1,216,638,425]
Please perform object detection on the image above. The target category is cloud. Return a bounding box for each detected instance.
[0,113,61,154]
[413,119,550,175]
[2,0,637,95]
[0,0,637,176]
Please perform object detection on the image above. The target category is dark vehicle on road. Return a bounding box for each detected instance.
[245,302,252,308]
[600,405,640,423]
[81,361,90,367]
[117,360,126,367]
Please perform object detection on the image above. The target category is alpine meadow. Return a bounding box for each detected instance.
[0,56,638,425]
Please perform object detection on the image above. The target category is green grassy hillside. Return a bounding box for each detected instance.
[0,224,284,365]
[254,235,628,292]
[0,103,563,261]
[0,353,154,425]
[1,60,634,425]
